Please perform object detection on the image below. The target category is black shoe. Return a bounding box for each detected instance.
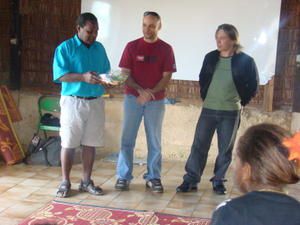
[176,181,198,192]
[146,179,164,193]
[115,179,130,191]
[211,179,227,195]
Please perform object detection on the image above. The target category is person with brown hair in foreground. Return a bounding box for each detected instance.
[211,123,300,225]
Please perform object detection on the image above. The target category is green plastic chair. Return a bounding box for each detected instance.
[37,95,60,137]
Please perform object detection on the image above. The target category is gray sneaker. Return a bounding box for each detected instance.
[78,180,104,195]
[146,179,164,193]
[115,179,130,191]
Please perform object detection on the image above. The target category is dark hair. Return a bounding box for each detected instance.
[76,12,98,28]
[143,11,161,21]
[216,23,242,52]
[237,123,300,188]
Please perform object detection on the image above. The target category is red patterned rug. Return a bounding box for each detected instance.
[19,200,211,225]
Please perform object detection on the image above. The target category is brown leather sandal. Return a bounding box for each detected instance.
[78,180,104,195]
[56,180,71,198]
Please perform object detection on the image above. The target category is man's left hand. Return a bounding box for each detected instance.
[136,89,155,104]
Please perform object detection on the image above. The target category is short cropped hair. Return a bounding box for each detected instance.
[143,11,161,21]
[76,12,98,28]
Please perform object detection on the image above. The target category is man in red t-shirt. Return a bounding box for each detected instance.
[115,11,176,193]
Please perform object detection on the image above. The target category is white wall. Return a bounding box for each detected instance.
[82,0,281,84]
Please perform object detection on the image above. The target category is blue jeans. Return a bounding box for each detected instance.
[183,108,240,183]
[116,95,165,181]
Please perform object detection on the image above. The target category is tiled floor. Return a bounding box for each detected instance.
[0,158,299,224]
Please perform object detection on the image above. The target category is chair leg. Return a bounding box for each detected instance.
[43,130,48,138]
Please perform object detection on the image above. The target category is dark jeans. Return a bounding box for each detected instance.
[183,108,241,184]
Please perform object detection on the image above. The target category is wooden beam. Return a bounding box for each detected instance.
[9,0,21,90]
[263,77,275,112]
[293,55,300,112]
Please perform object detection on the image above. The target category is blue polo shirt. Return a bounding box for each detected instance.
[53,35,110,97]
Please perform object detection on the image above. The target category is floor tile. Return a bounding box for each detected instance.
[0,201,45,219]
[0,159,298,222]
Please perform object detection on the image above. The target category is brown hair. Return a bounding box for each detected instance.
[237,123,300,188]
[216,24,242,52]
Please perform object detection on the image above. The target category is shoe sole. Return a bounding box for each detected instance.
[212,187,226,195]
[176,184,198,193]
[145,185,164,193]
[115,186,129,191]
[176,188,198,193]
[78,188,104,195]
[213,190,226,195]
[56,189,71,198]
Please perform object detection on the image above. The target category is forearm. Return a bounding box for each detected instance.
[59,73,84,82]
[122,68,143,92]
[148,72,172,94]
[59,71,104,85]
[125,75,143,91]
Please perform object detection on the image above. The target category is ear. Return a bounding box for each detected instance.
[158,21,162,30]
[76,25,81,33]
[241,162,252,186]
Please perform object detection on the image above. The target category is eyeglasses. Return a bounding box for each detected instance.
[143,11,161,20]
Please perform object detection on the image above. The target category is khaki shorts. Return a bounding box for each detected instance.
[59,96,105,148]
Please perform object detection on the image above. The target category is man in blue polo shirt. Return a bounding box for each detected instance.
[53,12,110,197]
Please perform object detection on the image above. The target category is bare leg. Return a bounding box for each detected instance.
[81,146,95,182]
[57,147,75,197]
[61,147,75,182]
[78,146,103,195]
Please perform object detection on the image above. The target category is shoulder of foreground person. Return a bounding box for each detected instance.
[211,191,300,225]
[210,198,244,225]
[211,193,262,225]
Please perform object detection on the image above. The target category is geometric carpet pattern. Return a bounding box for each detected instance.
[19,200,211,225]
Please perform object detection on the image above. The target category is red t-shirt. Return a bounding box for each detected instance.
[119,38,176,100]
